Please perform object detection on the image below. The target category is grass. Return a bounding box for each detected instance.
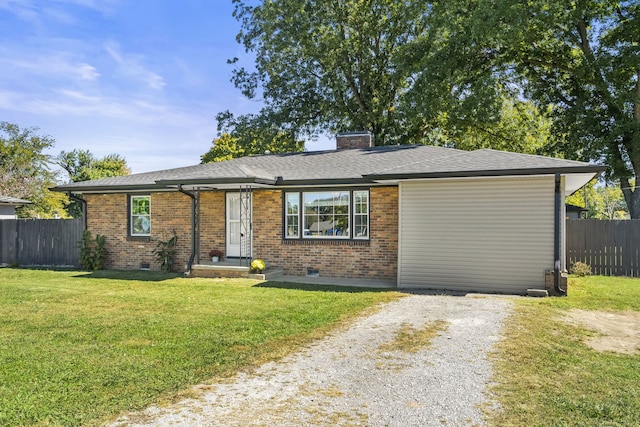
[544,275,640,311]
[487,275,640,426]
[0,268,400,426]
[377,320,449,354]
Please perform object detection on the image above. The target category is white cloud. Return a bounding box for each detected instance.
[63,0,119,13]
[76,62,100,80]
[0,50,99,82]
[0,0,119,22]
[0,0,40,25]
[0,86,198,128]
[105,42,166,90]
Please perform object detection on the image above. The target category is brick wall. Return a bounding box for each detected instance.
[85,192,192,271]
[85,187,399,281]
[336,131,374,150]
[198,191,226,261]
[252,187,398,281]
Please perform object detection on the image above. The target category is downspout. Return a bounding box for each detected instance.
[554,173,567,295]
[178,184,197,276]
[67,192,87,229]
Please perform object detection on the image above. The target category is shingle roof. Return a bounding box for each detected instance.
[0,196,31,205]
[53,145,605,193]
[365,148,602,179]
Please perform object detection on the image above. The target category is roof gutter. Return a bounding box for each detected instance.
[178,184,197,276]
[53,184,175,194]
[67,192,87,229]
[364,165,607,181]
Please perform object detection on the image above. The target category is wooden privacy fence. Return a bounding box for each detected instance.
[0,218,84,267]
[567,219,640,277]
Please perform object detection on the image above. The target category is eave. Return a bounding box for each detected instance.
[364,165,607,181]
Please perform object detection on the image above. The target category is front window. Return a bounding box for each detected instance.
[304,191,349,237]
[285,192,300,238]
[130,195,150,236]
[353,190,369,238]
[285,190,369,240]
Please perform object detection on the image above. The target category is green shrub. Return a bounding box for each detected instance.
[153,233,177,273]
[570,261,592,277]
[78,230,107,270]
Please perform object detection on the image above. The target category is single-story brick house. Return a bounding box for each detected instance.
[54,132,604,294]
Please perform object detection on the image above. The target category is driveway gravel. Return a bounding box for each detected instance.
[110,292,513,427]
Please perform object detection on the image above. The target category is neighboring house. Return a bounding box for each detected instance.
[53,132,605,294]
[566,203,588,220]
[0,196,31,219]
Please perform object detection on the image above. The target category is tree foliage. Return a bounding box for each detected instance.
[426,98,552,154]
[480,0,640,216]
[226,0,551,152]
[566,179,629,219]
[0,121,67,218]
[57,149,130,182]
[231,0,430,144]
[56,149,130,217]
[394,0,507,145]
[201,111,304,163]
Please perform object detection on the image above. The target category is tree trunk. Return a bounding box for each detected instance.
[621,177,640,219]
[621,68,640,218]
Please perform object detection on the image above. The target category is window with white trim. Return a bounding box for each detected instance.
[130,195,151,236]
[353,190,369,238]
[284,190,369,240]
[285,192,300,238]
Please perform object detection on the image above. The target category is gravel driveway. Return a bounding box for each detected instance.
[111,292,512,427]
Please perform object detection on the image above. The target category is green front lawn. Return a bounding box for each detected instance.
[0,269,400,426]
[488,275,640,426]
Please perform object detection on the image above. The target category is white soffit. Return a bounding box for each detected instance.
[564,172,599,195]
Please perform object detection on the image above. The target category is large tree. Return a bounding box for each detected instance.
[0,121,66,218]
[230,0,430,144]
[422,98,553,154]
[57,149,130,182]
[56,149,130,217]
[482,0,640,216]
[227,0,547,152]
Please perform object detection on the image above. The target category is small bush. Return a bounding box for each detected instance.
[250,258,266,273]
[78,230,107,270]
[153,233,177,273]
[570,261,592,277]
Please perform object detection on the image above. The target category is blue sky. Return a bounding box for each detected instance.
[0,0,332,175]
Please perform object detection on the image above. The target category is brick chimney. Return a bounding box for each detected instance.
[336,131,374,150]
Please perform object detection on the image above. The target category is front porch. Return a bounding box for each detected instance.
[190,259,275,280]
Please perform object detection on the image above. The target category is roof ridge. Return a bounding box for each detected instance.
[373,147,471,174]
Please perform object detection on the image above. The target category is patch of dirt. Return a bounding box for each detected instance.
[565,309,640,355]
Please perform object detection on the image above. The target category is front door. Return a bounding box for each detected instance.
[226,192,252,258]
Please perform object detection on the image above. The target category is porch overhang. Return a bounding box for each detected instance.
[158,176,279,191]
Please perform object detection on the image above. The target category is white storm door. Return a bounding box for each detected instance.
[226,192,252,257]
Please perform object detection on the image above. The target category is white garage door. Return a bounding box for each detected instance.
[398,176,555,294]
